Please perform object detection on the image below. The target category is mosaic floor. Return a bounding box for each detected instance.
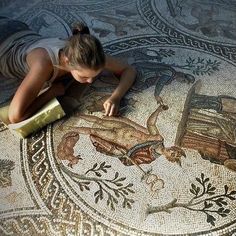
[0,1,236,235]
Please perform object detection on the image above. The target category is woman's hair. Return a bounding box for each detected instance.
[63,22,105,70]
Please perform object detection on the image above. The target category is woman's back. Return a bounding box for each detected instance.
[0,17,65,81]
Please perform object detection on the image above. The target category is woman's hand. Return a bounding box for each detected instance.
[103,55,136,117]
[103,96,120,116]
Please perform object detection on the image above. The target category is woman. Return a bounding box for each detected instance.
[0,17,136,123]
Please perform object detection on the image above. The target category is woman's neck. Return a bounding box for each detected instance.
[56,50,70,77]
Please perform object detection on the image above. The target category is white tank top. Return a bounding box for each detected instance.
[0,35,66,97]
[0,34,66,82]
[26,38,66,84]
[0,23,66,105]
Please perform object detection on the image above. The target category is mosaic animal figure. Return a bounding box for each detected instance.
[57,132,81,167]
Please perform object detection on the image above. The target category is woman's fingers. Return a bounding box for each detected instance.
[104,103,117,116]
[104,102,111,116]
[109,104,116,116]
[103,99,120,116]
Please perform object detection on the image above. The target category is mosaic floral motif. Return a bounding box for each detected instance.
[131,48,220,77]
[92,48,221,101]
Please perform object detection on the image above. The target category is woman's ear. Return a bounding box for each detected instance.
[63,56,70,65]
[62,56,73,71]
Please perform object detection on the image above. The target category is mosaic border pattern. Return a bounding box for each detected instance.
[137,0,236,63]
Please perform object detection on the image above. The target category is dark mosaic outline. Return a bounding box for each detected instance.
[48,0,135,11]
[18,2,80,28]
[104,34,236,66]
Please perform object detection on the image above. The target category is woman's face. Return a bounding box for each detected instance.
[59,54,103,83]
[70,66,103,84]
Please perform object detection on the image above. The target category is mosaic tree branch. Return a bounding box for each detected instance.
[60,163,135,211]
[171,57,221,75]
[146,173,236,226]
[85,162,111,177]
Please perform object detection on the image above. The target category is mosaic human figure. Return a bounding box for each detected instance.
[130,48,195,97]
[68,97,185,166]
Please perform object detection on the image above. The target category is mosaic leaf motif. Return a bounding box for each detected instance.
[183,57,220,75]
[60,162,135,211]
[147,173,236,226]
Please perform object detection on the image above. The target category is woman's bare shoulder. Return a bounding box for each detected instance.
[26,48,52,69]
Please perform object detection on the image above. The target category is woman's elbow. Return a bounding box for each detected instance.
[8,108,25,124]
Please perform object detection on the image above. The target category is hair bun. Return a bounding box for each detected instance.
[72,22,90,35]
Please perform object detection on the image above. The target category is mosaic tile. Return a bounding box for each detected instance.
[0,0,236,235]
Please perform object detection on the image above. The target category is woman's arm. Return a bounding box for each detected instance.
[8,48,65,123]
[103,55,137,116]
